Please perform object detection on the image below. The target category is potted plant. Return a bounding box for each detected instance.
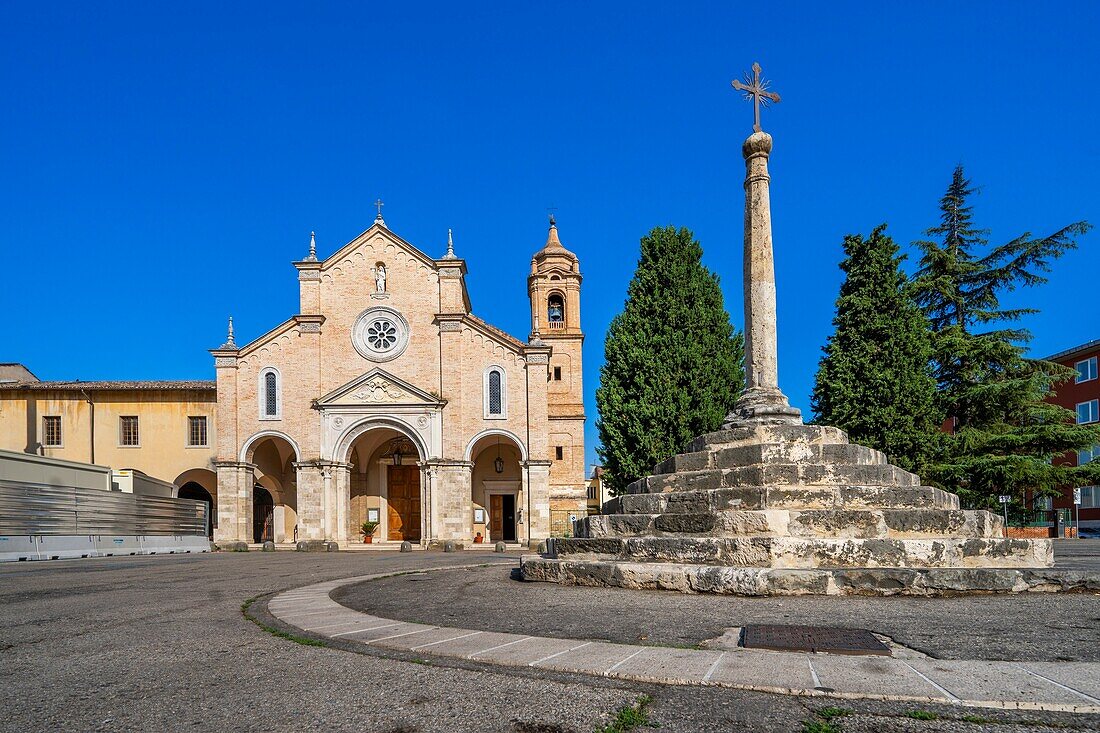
[361,521,379,543]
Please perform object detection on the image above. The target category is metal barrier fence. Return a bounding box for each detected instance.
[0,479,208,536]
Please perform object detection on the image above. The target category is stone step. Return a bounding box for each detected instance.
[604,485,961,515]
[627,463,922,495]
[547,536,1052,569]
[520,557,1089,596]
[579,508,1002,540]
[685,424,849,453]
[651,442,887,476]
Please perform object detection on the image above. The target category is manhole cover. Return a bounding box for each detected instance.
[741,624,890,656]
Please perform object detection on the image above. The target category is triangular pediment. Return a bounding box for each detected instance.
[315,368,444,407]
[321,223,439,273]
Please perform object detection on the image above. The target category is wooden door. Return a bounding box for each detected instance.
[489,495,503,539]
[387,465,421,541]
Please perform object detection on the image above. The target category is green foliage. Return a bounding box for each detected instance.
[812,225,940,472]
[816,707,852,721]
[594,695,657,733]
[905,710,939,721]
[913,165,1099,506]
[801,720,841,733]
[361,521,379,536]
[596,226,744,493]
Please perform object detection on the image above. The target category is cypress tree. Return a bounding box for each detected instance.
[913,165,1098,507]
[811,225,939,472]
[596,226,744,494]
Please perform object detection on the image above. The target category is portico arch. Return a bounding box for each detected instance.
[334,416,428,466]
[239,432,300,543]
[463,428,528,463]
[239,430,302,464]
[340,421,428,545]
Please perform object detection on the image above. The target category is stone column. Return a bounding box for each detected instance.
[331,462,352,545]
[726,131,802,427]
[214,462,254,543]
[524,461,552,545]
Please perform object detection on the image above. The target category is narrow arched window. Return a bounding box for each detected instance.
[259,368,281,420]
[484,367,506,418]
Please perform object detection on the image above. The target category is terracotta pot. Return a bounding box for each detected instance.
[363,536,373,544]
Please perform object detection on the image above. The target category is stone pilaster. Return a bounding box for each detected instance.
[332,462,352,545]
[726,131,801,427]
[294,462,326,541]
[214,461,254,543]
[524,460,552,544]
[429,460,473,541]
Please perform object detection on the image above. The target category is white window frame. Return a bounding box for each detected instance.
[259,367,282,421]
[1077,399,1099,425]
[42,415,63,448]
[1077,486,1100,509]
[187,415,209,448]
[483,366,507,419]
[1076,357,1098,384]
[118,416,140,447]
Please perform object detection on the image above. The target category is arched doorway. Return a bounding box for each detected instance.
[253,486,274,543]
[467,431,525,544]
[178,482,214,538]
[175,468,217,538]
[343,426,424,544]
[242,433,299,543]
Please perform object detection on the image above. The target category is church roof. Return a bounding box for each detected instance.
[465,314,527,351]
[533,218,577,263]
[0,379,215,392]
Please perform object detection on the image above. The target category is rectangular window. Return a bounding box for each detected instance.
[1076,400,1099,425]
[1078,486,1100,509]
[1033,495,1053,511]
[119,416,140,446]
[553,366,562,381]
[1076,357,1098,384]
[188,416,208,447]
[555,446,564,460]
[1079,444,1100,466]
[42,416,62,447]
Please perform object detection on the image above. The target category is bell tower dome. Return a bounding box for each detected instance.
[528,216,586,518]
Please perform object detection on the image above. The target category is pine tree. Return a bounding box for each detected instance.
[811,225,939,472]
[913,165,1098,507]
[596,226,744,494]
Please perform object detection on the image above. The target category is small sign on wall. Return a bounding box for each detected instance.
[367,508,380,523]
[474,508,485,524]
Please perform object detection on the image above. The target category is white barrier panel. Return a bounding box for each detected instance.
[0,535,212,562]
[0,535,40,562]
[34,534,97,561]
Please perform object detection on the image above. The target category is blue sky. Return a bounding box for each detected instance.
[3,2,1098,468]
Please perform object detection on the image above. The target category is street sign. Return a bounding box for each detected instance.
[998,495,1011,504]
[1074,488,1082,505]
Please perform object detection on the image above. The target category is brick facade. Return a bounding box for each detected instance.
[211,218,586,546]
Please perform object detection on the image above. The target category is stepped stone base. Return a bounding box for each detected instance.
[521,557,1100,596]
[520,422,1076,596]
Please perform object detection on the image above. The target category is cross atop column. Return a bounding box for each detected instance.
[731,62,781,133]
[374,198,385,226]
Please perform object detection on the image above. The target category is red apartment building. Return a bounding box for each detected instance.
[1040,339,1100,533]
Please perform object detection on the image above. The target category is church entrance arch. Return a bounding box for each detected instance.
[341,423,425,544]
[467,431,525,545]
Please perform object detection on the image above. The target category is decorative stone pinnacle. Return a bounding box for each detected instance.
[444,228,456,258]
[305,231,318,261]
[220,316,237,349]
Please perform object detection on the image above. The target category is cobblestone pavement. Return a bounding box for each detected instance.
[3,550,1099,732]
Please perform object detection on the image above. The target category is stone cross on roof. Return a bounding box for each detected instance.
[731,62,781,133]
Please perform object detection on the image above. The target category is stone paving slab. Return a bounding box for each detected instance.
[809,653,942,699]
[268,566,1100,714]
[531,641,641,675]
[905,658,1092,707]
[706,649,816,691]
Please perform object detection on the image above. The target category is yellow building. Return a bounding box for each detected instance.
[0,368,219,529]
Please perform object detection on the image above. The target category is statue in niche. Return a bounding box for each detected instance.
[372,263,387,294]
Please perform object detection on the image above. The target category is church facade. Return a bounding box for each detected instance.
[210,213,586,547]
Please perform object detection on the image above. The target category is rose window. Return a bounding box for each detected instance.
[366,319,398,350]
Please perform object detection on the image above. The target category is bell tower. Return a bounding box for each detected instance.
[528,217,586,516]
